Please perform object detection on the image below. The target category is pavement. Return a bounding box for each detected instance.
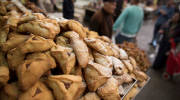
[134,20,180,100]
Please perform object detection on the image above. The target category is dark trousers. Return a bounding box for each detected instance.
[152,36,170,69]
[115,33,136,44]
[151,24,162,46]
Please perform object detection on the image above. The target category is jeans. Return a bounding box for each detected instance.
[115,33,136,44]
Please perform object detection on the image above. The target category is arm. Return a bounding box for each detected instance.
[155,6,167,16]
[137,20,143,33]
[113,7,129,32]
[155,6,163,15]
[137,11,144,33]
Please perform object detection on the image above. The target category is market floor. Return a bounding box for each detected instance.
[135,20,180,100]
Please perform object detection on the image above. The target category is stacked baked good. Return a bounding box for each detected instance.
[119,42,150,72]
[0,1,149,100]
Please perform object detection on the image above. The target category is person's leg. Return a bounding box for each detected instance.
[150,24,161,47]
[152,39,170,69]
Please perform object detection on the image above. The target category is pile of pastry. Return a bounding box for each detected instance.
[0,1,149,100]
[119,42,150,72]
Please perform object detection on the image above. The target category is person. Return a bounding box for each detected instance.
[113,0,144,44]
[149,0,175,48]
[50,0,58,12]
[63,0,75,19]
[153,9,180,69]
[90,0,116,38]
[114,0,124,21]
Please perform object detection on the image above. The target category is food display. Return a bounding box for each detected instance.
[0,1,150,100]
[119,42,151,72]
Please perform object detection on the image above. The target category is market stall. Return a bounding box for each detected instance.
[0,0,150,100]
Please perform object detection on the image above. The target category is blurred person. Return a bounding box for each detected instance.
[50,0,58,12]
[63,0,75,19]
[90,0,116,38]
[113,0,144,44]
[29,0,38,5]
[114,0,124,21]
[149,0,175,48]
[153,9,180,69]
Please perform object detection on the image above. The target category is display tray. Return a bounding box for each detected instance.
[121,78,137,100]
[132,76,151,100]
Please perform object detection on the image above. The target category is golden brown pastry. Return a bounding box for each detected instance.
[17,53,56,91]
[133,70,148,82]
[0,25,9,43]
[110,43,120,58]
[113,73,133,85]
[58,19,69,30]
[18,14,36,24]
[129,57,138,69]
[19,81,54,100]
[84,62,112,91]
[119,48,128,60]
[123,60,134,73]
[0,15,8,27]
[0,90,8,100]
[119,42,150,72]
[138,80,147,88]
[93,51,113,69]
[97,36,111,43]
[70,66,82,76]
[0,1,7,15]
[55,36,70,47]
[84,38,114,56]
[65,31,89,68]
[79,92,101,100]
[111,56,126,75]
[88,48,94,61]
[0,66,9,87]
[19,35,56,54]
[97,77,121,100]
[6,2,20,12]
[26,52,56,67]
[6,10,21,29]
[19,13,46,24]
[129,73,136,79]
[123,87,138,100]
[7,32,20,39]
[18,18,60,39]
[67,20,87,38]
[0,52,8,66]
[7,48,25,71]
[86,31,99,38]
[118,85,125,96]
[1,82,21,100]
[51,45,76,74]
[1,34,29,52]
[46,75,86,100]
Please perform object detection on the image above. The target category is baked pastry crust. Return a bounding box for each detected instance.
[46,75,86,100]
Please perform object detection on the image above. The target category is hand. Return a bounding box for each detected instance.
[160,9,166,15]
